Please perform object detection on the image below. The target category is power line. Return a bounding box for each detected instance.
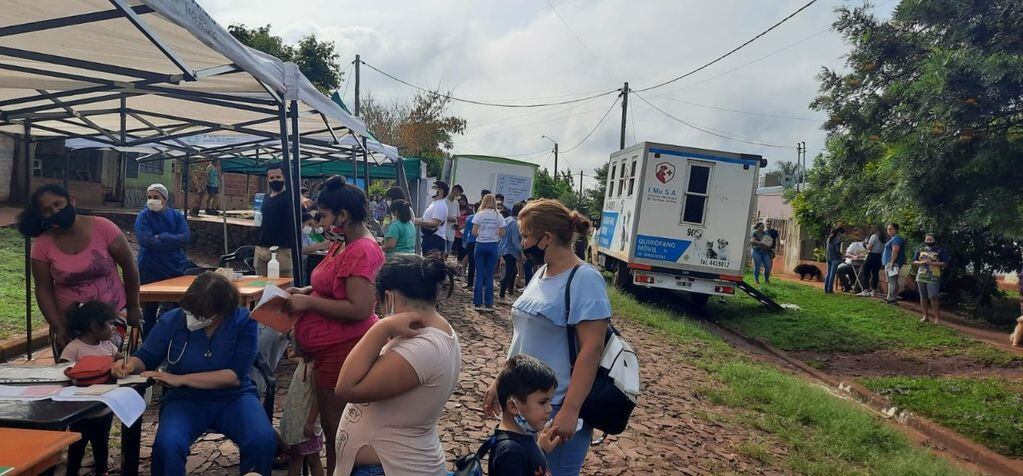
[659,97,822,121]
[633,0,820,93]
[650,27,831,98]
[544,0,596,58]
[455,101,614,144]
[561,95,621,153]
[633,91,793,149]
[360,60,620,108]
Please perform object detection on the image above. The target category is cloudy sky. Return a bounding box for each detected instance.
[198,0,896,189]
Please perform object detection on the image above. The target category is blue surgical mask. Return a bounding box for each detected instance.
[510,399,538,436]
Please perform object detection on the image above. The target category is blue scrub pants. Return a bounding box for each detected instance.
[473,242,500,306]
[152,392,276,476]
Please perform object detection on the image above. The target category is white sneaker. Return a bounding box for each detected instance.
[473,305,483,311]
[483,306,495,312]
[857,291,871,297]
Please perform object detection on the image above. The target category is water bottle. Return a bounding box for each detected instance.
[253,193,265,227]
[267,246,280,279]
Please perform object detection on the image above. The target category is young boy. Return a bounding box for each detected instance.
[490,355,562,476]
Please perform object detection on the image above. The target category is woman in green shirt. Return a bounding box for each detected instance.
[383,200,416,254]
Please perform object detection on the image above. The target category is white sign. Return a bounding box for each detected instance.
[495,174,532,204]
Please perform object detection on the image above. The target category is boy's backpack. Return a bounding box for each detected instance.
[452,434,495,476]
[565,265,640,435]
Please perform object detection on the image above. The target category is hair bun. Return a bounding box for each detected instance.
[420,257,451,286]
[324,175,346,191]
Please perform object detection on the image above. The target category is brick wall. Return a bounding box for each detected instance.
[93,210,261,258]
[32,177,106,207]
[0,135,13,202]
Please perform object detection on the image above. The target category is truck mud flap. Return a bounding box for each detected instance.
[735,280,783,311]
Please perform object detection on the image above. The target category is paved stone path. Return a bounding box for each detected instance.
[85,280,789,475]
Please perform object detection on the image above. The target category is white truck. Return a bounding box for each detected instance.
[443,154,539,203]
[595,142,767,305]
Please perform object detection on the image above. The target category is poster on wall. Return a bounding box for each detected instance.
[495,174,532,204]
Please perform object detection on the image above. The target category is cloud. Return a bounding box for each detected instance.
[198,0,895,188]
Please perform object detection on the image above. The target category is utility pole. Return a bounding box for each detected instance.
[354,54,361,117]
[542,135,559,178]
[578,170,583,201]
[619,82,629,150]
[795,141,806,191]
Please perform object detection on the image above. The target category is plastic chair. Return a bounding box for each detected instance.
[220,246,256,275]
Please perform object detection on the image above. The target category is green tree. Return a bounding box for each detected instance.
[228,24,343,94]
[765,160,802,188]
[798,0,1023,315]
[359,92,467,177]
[584,162,609,215]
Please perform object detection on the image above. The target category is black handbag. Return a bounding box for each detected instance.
[564,265,637,435]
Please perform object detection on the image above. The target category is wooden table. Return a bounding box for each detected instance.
[0,428,81,475]
[0,382,150,476]
[140,275,294,306]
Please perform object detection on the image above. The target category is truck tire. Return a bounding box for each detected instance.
[688,292,710,308]
[613,262,632,289]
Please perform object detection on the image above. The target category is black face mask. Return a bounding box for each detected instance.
[268,180,285,192]
[524,236,547,262]
[45,205,77,230]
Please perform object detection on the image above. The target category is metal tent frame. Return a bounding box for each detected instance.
[0,0,414,360]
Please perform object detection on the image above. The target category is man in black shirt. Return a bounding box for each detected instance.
[765,218,781,256]
[255,164,296,277]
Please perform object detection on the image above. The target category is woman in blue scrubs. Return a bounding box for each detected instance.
[113,272,276,475]
[135,183,191,340]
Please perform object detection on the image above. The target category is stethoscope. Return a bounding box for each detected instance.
[166,327,214,365]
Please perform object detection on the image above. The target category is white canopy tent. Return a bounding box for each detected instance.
[0,0,413,363]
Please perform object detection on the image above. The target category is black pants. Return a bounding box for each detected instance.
[500,255,519,298]
[67,412,114,475]
[524,256,536,285]
[465,242,477,288]
[863,253,882,291]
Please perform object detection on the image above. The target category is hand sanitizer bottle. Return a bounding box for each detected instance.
[267,246,280,279]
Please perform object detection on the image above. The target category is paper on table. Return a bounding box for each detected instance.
[75,384,118,396]
[250,284,298,333]
[52,386,146,427]
[0,363,72,384]
[117,375,149,386]
[0,384,63,401]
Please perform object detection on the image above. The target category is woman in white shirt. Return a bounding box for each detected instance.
[472,194,506,312]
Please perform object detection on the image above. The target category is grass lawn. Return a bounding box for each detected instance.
[863,376,1023,458]
[0,227,43,341]
[714,277,1019,366]
[609,288,964,475]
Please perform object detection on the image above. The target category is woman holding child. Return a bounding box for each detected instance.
[284,175,386,474]
[17,184,141,357]
[484,199,610,476]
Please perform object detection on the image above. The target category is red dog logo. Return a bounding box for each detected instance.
[655,162,675,184]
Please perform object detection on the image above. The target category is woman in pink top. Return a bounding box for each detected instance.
[285,175,385,474]
[335,255,461,476]
[18,185,141,356]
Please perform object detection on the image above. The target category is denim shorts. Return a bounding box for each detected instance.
[918,281,940,299]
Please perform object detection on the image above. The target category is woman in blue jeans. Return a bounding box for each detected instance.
[824,226,846,293]
[472,194,506,311]
[484,199,609,476]
[749,222,773,284]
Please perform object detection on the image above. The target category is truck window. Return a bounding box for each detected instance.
[617,159,627,196]
[628,158,637,196]
[608,163,617,198]
[681,162,712,224]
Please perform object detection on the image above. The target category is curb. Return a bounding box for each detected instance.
[0,327,51,362]
[705,321,1023,476]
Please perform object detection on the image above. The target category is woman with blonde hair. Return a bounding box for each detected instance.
[483,199,610,476]
[472,194,506,311]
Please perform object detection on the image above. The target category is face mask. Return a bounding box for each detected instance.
[184,310,211,331]
[302,226,313,235]
[146,199,164,212]
[524,235,547,262]
[924,242,935,248]
[510,399,539,436]
[314,226,324,234]
[269,180,285,192]
[430,187,439,197]
[45,205,77,230]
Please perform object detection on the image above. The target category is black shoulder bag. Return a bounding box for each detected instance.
[565,265,636,435]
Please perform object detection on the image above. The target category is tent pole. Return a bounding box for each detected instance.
[277,102,302,286]
[23,120,32,360]
[181,158,189,214]
[220,160,228,255]
[362,140,369,193]
[289,101,305,286]
[63,148,69,190]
